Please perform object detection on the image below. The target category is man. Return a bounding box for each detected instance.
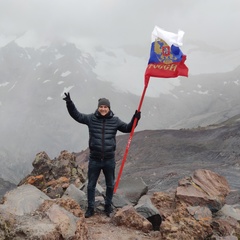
[63,92,141,218]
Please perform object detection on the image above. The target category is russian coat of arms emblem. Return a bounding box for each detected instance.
[154,38,178,64]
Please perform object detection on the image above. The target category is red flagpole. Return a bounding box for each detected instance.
[114,80,149,193]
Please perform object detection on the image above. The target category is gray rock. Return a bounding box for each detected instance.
[116,176,148,205]
[14,215,60,240]
[217,204,240,221]
[134,195,162,231]
[81,180,104,196]
[112,193,132,208]
[62,183,87,209]
[46,203,79,239]
[187,205,212,222]
[0,184,50,216]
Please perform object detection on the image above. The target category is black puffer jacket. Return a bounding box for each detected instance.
[66,101,135,160]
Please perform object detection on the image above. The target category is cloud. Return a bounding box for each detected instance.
[0,0,240,50]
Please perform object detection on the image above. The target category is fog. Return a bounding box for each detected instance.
[0,0,239,50]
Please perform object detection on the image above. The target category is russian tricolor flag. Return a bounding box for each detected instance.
[145,26,188,85]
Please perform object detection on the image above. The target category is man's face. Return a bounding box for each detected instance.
[98,105,110,116]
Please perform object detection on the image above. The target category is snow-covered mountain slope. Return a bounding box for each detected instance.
[184,40,240,75]
[0,38,240,183]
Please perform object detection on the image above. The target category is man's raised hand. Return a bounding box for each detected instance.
[63,92,71,102]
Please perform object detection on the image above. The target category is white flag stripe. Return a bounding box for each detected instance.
[151,26,184,47]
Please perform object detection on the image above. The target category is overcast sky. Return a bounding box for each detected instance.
[0,0,240,50]
[0,0,240,97]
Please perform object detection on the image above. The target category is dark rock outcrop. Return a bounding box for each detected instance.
[18,150,86,199]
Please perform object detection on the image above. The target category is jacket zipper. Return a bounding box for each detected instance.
[101,119,106,160]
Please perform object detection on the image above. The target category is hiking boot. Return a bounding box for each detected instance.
[104,205,113,217]
[85,208,94,218]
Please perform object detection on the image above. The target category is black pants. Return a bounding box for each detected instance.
[87,158,115,208]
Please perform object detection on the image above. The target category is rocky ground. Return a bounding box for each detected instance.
[85,213,159,240]
[1,150,239,239]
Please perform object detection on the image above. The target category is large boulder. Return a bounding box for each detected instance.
[0,184,50,216]
[176,169,230,212]
[0,185,89,239]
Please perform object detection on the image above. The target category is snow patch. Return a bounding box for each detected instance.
[61,71,71,77]
[234,80,240,85]
[55,53,64,60]
[193,90,209,95]
[43,80,51,83]
[0,82,9,87]
[58,81,64,85]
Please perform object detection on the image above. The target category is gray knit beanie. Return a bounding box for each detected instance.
[98,98,110,108]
